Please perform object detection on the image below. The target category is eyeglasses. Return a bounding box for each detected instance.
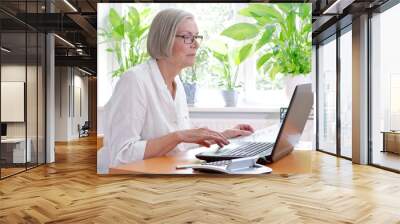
[175,35,203,44]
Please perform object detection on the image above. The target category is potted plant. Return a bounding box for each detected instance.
[180,47,209,106]
[221,3,312,98]
[208,39,253,107]
[99,7,152,77]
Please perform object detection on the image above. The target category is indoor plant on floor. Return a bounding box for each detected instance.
[221,3,312,98]
[180,47,209,106]
[208,39,253,107]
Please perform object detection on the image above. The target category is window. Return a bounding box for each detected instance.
[371,3,400,171]
[318,36,337,154]
[0,1,46,179]
[340,28,352,158]
[98,3,311,110]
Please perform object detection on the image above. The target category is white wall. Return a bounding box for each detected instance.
[73,73,89,138]
[55,67,89,141]
[1,65,25,136]
[55,67,68,141]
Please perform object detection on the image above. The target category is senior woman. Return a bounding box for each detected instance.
[101,9,254,170]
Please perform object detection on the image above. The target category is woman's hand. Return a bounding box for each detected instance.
[222,124,255,139]
[176,128,230,148]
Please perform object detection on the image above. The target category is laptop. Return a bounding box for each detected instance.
[196,83,314,164]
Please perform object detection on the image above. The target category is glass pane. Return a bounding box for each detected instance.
[371,4,400,171]
[1,31,27,177]
[318,37,337,154]
[340,29,352,158]
[0,1,46,178]
[27,31,38,169]
[38,33,45,165]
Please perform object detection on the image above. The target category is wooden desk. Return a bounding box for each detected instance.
[97,134,103,151]
[106,126,312,175]
[109,147,312,175]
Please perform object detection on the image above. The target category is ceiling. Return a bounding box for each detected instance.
[1,0,97,74]
[0,0,393,76]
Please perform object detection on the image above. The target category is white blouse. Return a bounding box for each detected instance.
[100,59,191,172]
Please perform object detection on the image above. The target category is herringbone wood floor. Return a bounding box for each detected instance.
[1,136,400,224]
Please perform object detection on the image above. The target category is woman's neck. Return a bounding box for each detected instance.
[156,59,181,86]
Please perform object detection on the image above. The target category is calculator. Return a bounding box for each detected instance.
[176,157,272,174]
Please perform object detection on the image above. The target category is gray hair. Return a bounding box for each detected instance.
[147,9,194,59]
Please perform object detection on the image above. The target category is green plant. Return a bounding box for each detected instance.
[256,73,284,90]
[221,3,312,80]
[180,47,210,84]
[207,39,253,91]
[99,7,152,77]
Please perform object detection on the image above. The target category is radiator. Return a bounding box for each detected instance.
[190,118,314,143]
[190,118,277,132]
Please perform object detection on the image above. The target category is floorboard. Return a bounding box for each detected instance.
[1,135,400,223]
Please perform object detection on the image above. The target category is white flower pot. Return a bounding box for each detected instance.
[183,83,197,106]
[222,90,238,107]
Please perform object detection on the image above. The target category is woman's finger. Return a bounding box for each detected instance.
[246,125,255,133]
[213,140,224,148]
[212,131,230,144]
[241,124,255,132]
[204,131,229,145]
[213,132,230,145]
[201,129,228,144]
[198,140,211,147]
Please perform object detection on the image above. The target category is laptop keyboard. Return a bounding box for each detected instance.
[219,142,274,157]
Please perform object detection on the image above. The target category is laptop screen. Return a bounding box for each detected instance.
[271,83,313,162]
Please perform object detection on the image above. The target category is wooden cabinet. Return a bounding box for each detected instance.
[382,131,400,154]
